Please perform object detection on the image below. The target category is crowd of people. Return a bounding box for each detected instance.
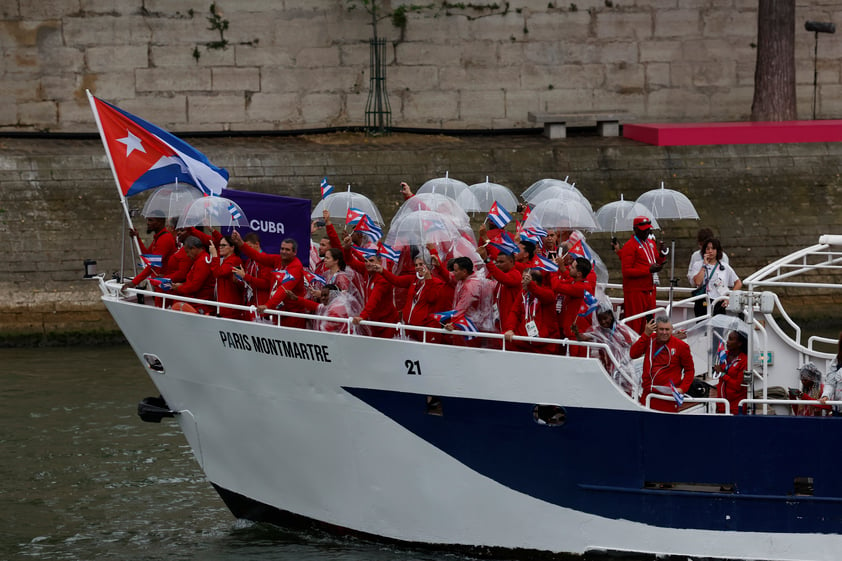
[124,186,762,414]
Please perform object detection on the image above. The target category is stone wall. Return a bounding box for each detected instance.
[2,0,841,132]
[1,132,841,342]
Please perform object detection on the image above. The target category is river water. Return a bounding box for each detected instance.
[1,346,481,561]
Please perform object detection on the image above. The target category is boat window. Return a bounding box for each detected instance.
[143,353,165,373]
[644,481,736,493]
[426,396,442,416]
[793,476,814,496]
[533,404,566,427]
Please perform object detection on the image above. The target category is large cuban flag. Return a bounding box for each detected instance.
[87,92,229,197]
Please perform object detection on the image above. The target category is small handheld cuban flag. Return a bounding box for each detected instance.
[487,201,513,229]
[352,245,378,260]
[520,228,544,247]
[489,231,519,255]
[377,242,400,264]
[568,238,594,263]
[531,255,559,273]
[346,207,366,227]
[320,177,334,198]
[670,381,684,407]
[432,309,461,325]
[140,254,163,268]
[355,214,383,243]
[303,269,327,287]
[150,277,172,291]
[577,290,599,317]
[227,202,242,221]
[452,316,478,339]
[525,225,548,238]
[273,269,296,286]
[711,339,728,379]
[521,204,531,223]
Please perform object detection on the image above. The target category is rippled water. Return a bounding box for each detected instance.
[0,346,478,561]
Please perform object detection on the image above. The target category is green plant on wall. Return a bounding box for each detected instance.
[206,3,229,49]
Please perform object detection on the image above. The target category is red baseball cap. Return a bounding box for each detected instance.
[633,216,652,230]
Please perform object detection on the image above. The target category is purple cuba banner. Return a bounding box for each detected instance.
[224,188,311,264]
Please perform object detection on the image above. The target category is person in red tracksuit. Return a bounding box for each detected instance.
[620,217,666,334]
[377,253,445,342]
[208,235,245,320]
[479,245,522,337]
[504,269,559,354]
[232,233,272,315]
[171,236,216,314]
[550,257,593,356]
[346,242,398,339]
[630,316,695,412]
[124,213,177,290]
[232,232,308,328]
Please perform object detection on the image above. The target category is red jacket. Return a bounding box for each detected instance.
[132,229,177,286]
[164,247,192,283]
[485,261,522,332]
[630,334,695,412]
[210,254,244,319]
[717,352,748,414]
[381,270,444,329]
[550,273,590,338]
[173,250,215,313]
[343,245,398,331]
[242,253,272,307]
[238,243,306,310]
[506,281,559,342]
[621,235,665,292]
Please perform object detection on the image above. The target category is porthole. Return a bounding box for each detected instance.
[533,404,566,426]
[143,353,165,373]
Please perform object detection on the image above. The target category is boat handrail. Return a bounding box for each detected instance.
[808,335,838,351]
[738,398,842,415]
[646,393,731,414]
[107,279,633,384]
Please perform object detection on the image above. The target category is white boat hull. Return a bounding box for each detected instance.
[105,294,842,561]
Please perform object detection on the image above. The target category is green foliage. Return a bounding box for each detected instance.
[206,3,229,50]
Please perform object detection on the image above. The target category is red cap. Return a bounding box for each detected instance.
[633,216,652,230]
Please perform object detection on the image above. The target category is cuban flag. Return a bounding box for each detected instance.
[489,231,519,255]
[377,242,400,264]
[272,269,296,286]
[531,255,559,273]
[670,381,684,407]
[355,214,383,243]
[452,316,478,339]
[87,93,228,197]
[140,254,163,268]
[711,339,728,379]
[346,207,366,227]
[303,270,327,287]
[432,309,461,324]
[525,225,548,238]
[577,290,599,317]
[352,245,378,260]
[149,277,172,291]
[521,204,531,223]
[568,238,594,263]
[227,202,242,221]
[520,228,544,247]
[487,201,513,229]
[320,177,334,198]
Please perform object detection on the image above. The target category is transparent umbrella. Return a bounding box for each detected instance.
[312,191,384,226]
[468,178,518,213]
[521,178,583,203]
[176,196,248,229]
[392,193,471,228]
[385,210,465,249]
[141,183,204,219]
[416,175,482,212]
[594,195,661,234]
[522,198,598,231]
[527,186,593,212]
[635,181,700,220]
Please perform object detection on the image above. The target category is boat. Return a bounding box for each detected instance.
[96,235,842,561]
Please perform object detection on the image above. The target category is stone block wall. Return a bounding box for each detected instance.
[1,0,840,132]
[1,132,842,341]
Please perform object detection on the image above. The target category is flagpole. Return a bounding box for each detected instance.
[86,90,143,259]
